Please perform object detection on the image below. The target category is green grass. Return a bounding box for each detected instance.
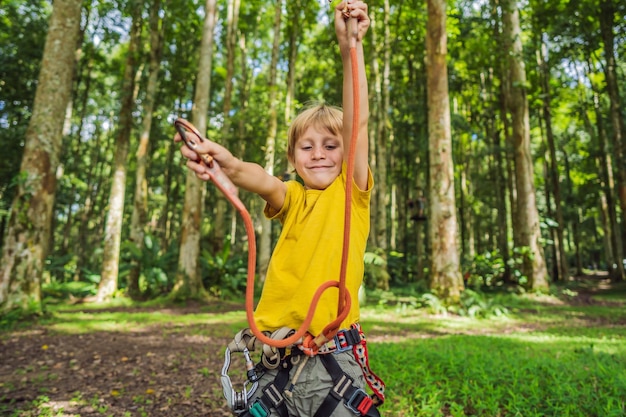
[371,335,626,416]
[2,287,625,416]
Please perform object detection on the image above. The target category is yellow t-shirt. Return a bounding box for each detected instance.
[254,166,373,336]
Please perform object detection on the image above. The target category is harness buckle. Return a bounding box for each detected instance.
[331,374,354,400]
[334,328,361,352]
[262,383,285,408]
[345,388,373,415]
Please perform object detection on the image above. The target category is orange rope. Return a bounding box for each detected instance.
[174,17,360,351]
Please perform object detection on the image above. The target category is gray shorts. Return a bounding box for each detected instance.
[249,350,366,417]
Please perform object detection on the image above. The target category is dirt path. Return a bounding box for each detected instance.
[1,319,234,416]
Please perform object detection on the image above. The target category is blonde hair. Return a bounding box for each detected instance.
[287,102,343,162]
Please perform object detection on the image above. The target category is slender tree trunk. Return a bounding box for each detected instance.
[128,0,164,299]
[373,0,390,254]
[221,0,240,249]
[368,8,381,249]
[501,0,548,291]
[599,0,626,279]
[285,0,301,126]
[426,0,464,301]
[537,42,568,281]
[171,0,217,300]
[258,0,282,282]
[562,151,583,276]
[96,1,144,302]
[590,82,625,281]
[481,63,511,282]
[0,0,83,313]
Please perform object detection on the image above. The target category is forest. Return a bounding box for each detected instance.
[0,0,625,311]
[1,0,626,416]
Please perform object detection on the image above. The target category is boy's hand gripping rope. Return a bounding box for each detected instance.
[173,2,360,354]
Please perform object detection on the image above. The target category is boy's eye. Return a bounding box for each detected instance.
[325,145,337,150]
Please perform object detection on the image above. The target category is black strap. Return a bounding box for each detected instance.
[313,354,381,417]
[241,360,292,417]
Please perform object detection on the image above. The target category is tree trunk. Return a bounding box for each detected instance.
[501,0,549,291]
[426,0,464,301]
[371,0,390,255]
[258,0,282,282]
[481,62,511,282]
[537,41,568,281]
[171,0,217,300]
[368,8,381,249]
[96,1,144,302]
[221,0,240,249]
[0,0,83,313]
[128,0,164,299]
[599,0,626,279]
[590,82,625,281]
[285,0,302,126]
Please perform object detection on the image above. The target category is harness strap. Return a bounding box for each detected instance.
[313,354,381,417]
[323,324,385,404]
[241,359,293,417]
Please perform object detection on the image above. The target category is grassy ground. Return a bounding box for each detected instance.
[1,276,625,416]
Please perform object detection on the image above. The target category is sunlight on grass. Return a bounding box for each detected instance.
[44,308,248,335]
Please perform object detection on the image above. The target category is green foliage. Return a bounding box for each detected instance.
[463,250,507,288]
[120,233,179,297]
[199,241,248,300]
[42,280,97,301]
[363,249,390,290]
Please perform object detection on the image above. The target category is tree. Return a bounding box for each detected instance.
[257,0,283,281]
[426,0,464,301]
[95,0,144,301]
[500,0,549,291]
[598,0,626,281]
[128,0,164,298]
[0,0,83,313]
[536,38,568,282]
[170,0,217,300]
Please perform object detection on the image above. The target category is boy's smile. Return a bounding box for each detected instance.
[291,126,343,190]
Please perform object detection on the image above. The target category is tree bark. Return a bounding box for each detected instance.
[370,0,390,255]
[537,41,568,282]
[599,0,626,280]
[221,0,240,249]
[258,0,282,282]
[0,0,83,313]
[171,0,217,300]
[501,0,549,291]
[128,0,164,298]
[426,0,464,301]
[589,81,625,281]
[96,0,144,302]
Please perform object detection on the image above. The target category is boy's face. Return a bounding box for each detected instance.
[290,125,343,190]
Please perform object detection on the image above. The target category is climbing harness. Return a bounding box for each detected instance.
[222,325,384,417]
[175,2,385,415]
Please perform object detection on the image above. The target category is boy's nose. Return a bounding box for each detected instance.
[312,147,325,159]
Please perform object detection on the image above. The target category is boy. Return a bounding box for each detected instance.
[177,1,383,416]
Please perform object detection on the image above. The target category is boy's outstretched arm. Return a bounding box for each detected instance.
[335,0,370,191]
[175,133,287,211]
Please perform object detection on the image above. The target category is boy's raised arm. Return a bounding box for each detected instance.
[335,0,370,191]
[175,133,287,211]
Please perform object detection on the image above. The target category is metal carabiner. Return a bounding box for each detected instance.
[174,118,214,166]
[221,347,259,415]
